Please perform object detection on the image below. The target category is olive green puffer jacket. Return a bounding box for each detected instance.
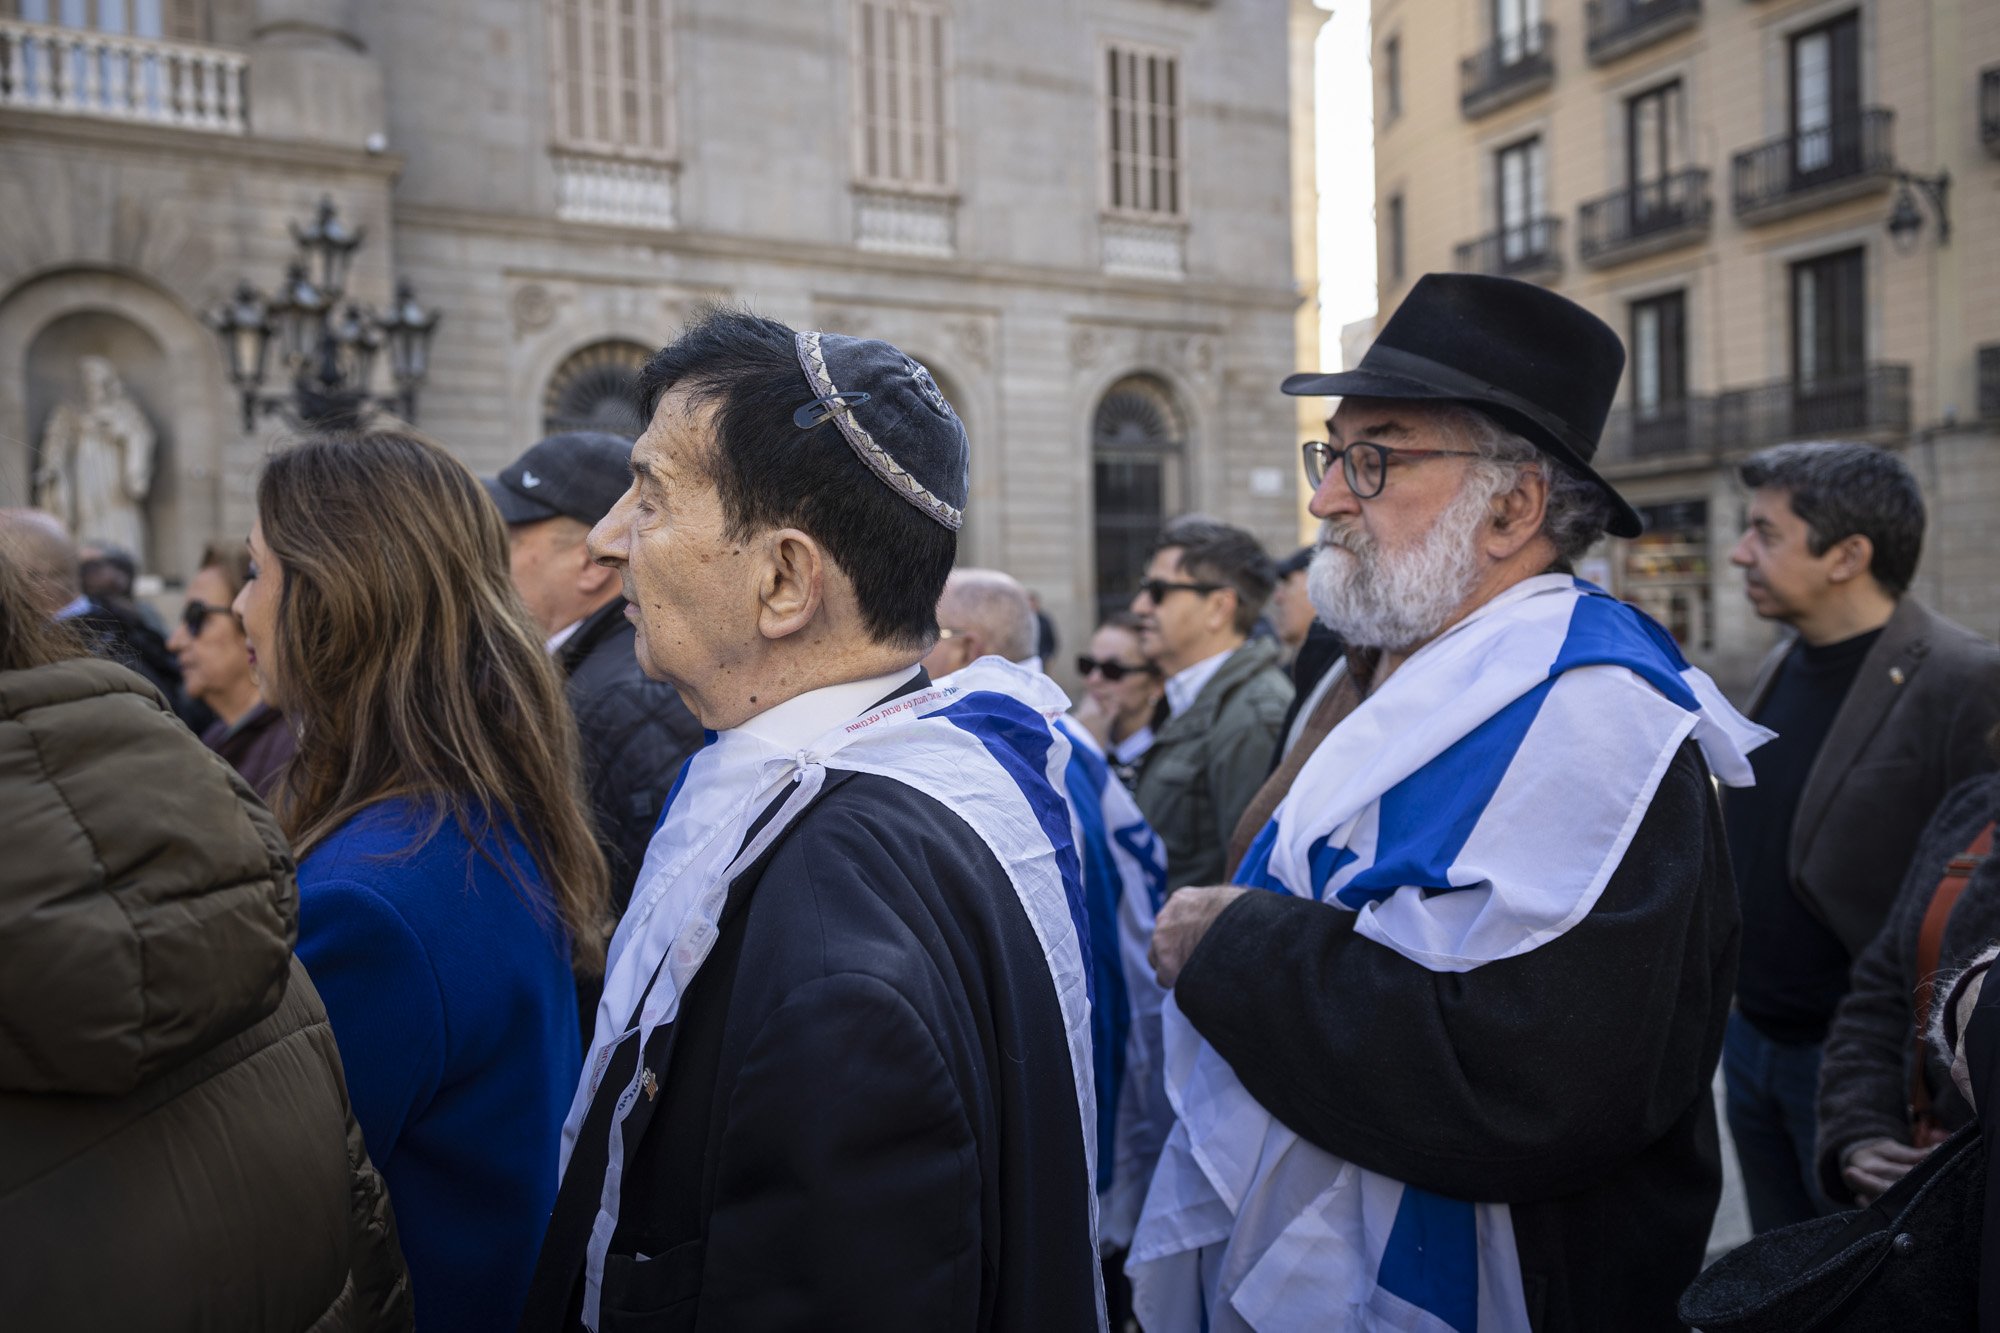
[0,658,412,1331]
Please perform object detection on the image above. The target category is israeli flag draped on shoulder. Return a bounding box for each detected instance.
[1129,574,1771,1333]
[1055,716,1174,1253]
[562,657,1101,1333]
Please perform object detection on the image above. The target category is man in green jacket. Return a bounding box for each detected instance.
[1130,515,1294,893]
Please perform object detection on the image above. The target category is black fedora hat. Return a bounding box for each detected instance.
[1284,273,1642,539]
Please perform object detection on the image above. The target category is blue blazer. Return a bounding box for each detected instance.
[297,798,580,1333]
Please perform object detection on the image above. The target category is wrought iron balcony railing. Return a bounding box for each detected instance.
[1731,108,1896,223]
[1578,168,1713,267]
[1453,216,1564,280]
[1599,397,1716,468]
[1586,0,1702,66]
[1982,68,2000,157]
[1713,365,1912,452]
[1460,23,1554,119]
[0,18,245,133]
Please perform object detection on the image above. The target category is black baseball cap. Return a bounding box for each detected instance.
[1276,545,1314,578]
[484,431,635,527]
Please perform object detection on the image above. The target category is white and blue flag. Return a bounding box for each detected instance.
[1056,716,1174,1253]
[564,658,1103,1332]
[1129,575,1770,1333]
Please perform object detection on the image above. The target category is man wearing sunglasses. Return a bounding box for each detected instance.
[1128,515,1293,897]
[1129,274,1768,1333]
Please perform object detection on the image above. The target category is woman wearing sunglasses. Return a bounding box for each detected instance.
[1072,612,1165,787]
[166,541,295,801]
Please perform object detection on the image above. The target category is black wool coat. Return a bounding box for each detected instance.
[521,762,1101,1331]
[558,600,704,913]
[1175,740,1738,1333]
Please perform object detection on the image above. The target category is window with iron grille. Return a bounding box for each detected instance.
[1092,377,1185,626]
[546,0,673,159]
[1103,43,1183,218]
[852,0,953,193]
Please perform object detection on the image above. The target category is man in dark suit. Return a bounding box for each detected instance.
[486,432,703,916]
[1722,440,2000,1234]
[520,310,1100,1332]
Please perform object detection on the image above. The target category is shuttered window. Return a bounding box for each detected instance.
[1104,43,1182,218]
[547,0,673,159]
[852,0,953,192]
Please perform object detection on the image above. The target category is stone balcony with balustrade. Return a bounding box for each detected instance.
[0,17,245,134]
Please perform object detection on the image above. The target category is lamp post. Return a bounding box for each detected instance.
[208,197,439,430]
[1886,170,1951,252]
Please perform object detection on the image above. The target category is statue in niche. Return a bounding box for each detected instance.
[35,356,156,555]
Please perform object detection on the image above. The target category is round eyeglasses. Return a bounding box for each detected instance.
[1301,439,1486,499]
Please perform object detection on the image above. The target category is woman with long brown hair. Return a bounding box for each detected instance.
[233,430,608,1333]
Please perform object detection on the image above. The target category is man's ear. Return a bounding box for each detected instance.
[758,528,826,641]
[1486,467,1550,559]
[1825,533,1876,585]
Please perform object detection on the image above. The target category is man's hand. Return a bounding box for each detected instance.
[1149,885,1248,988]
[1840,1137,1932,1205]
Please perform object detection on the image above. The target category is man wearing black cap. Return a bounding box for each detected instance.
[520,310,1100,1332]
[486,432,703,917]
[1133,274,1766,1332]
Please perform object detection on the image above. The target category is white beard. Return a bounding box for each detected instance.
[1307,482,1490,652]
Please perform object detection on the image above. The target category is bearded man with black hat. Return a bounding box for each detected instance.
[1130,274,1770,1333]
[487,432,704,918]
[518,308,1102,1332]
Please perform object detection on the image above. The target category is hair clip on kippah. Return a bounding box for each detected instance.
[793,391,872,430]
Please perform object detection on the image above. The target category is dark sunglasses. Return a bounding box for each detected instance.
[181,600,237,636]
[1135,577,1225,604]
[1077,654,1157,682]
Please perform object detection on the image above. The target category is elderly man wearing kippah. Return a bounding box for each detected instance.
[520,309,1102,1332]
[1131,274,1770,1333]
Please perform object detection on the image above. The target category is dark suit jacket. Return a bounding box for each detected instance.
[1178,741,1737,1332]
[1744,596,2000,957]
[522,736,1098,1330]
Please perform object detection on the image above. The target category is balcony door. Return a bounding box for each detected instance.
[1790,11,1860,180]
[1791,247,1865,433]
[1630,291,1687,446]
[1496,135,1546,266]
[1493,0,1544,66]
[1626,80,1684,229]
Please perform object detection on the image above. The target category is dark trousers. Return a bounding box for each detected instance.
[1723,1009,1836,1233]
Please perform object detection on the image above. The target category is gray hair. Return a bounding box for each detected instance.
[1433,407,1616,566]
[938,567,1039,663]
[1739,442,1924,594]
[0,507,81,611]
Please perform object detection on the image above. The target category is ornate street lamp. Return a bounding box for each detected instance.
[209,197,440,430]
[1886,170,1952,253]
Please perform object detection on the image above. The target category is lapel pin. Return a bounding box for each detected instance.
[640,1068,659,1101]
[1889,666,1906,685]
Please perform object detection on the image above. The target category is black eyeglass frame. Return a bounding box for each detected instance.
[1076,654,1159,682]
[1135,577,1227,605]
[1300,438,1487,500]
[181,599,239,636]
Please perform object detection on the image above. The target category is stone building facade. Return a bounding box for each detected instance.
[1369,0,2000,693]
[0,0,1322,658]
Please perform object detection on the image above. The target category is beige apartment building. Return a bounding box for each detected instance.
[1369,0,2000,692]
[0,0,1326,661]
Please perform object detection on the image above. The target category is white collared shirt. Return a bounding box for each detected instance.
[1163,646,1236,720]
[1112,725,1155,766]
[737,664,924,752]
[545,619,585,655]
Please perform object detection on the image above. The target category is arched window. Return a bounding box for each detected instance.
[1091,375,1184,625]
[542,340,651,438]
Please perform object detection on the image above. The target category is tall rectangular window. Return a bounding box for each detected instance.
[1790,11,1859,174]
[1386,193,1406,284]
[1629,290,1687,419]
[1495,134,1545,261]
[1493,0,1544,65]
[853,0,953,192]
[547,0,673,159]
[1383,34,1401,121]
[1791,247,1865,389]
[1626,80,1684,186]
[1104,43,1182,217]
